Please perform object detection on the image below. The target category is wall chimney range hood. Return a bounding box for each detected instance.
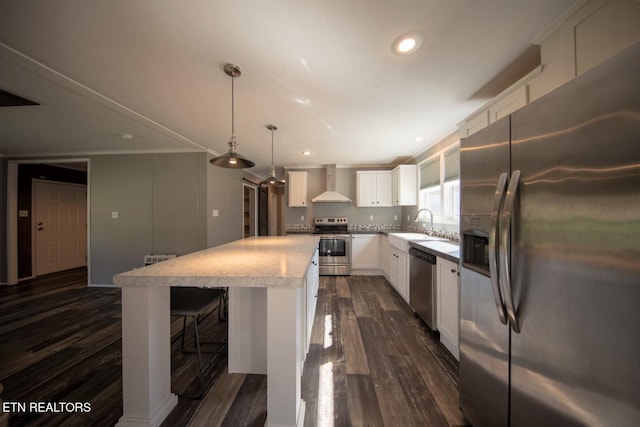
[312,164,352,203]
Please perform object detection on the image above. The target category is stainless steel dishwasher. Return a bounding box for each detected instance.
[409,247,437,330]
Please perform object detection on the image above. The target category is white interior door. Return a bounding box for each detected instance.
[34,180,87,276]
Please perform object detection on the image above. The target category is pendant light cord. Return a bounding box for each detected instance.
[231,73,235,137]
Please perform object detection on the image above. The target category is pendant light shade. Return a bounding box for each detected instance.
[210,63,255,169]
[260,124,285,186]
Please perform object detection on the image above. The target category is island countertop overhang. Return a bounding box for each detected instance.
[113,235,320,288]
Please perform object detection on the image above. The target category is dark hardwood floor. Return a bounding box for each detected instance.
[0,268,468,426]
[301,275,467,427]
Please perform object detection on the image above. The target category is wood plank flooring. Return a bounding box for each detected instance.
[302,275,467,427]
[0,268,468,426]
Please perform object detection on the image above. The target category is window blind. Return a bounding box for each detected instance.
[420,157,440,189]
[444,147,460,182]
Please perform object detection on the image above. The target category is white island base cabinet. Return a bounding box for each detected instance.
[226,286,312,426]
[114,236,319,427]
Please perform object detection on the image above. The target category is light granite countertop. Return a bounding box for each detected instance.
[113,235,320,289]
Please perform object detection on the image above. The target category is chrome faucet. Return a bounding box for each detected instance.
[414,208,434,232]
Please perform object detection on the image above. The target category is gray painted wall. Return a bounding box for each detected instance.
[2,152,253,286]
[90,154,154,284]
[90,152,209,284]
[206,153,249,247]
[152,153,207,254]
[284,166,402,230]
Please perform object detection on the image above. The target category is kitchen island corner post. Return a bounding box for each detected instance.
[266,286,306,427]
[116,285,178,427]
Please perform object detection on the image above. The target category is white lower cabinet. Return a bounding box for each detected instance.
[379,235,390,277]
[351,234,379,270]
[388,246,409,303]
[437,257,459,360]
[305,249,319,353]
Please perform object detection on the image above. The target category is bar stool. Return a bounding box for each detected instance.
[170,287,227,399]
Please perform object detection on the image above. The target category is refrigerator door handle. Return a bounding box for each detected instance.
[500,169,521,333]
[489,172,509,324]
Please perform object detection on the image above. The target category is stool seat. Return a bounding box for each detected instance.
[170,287,225,316]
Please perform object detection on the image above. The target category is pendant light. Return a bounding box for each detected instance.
[210,63,255,169]
[260,124,285,186]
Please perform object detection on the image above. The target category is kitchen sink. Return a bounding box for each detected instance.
[412,240,460,254]
[387,232,445,252]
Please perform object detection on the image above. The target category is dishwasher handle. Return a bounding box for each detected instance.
[409,248,437,264]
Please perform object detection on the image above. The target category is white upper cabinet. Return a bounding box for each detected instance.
[460,0,640,138]
[288,171,308,207]
[392,165,418,206]
[356,171,392,207]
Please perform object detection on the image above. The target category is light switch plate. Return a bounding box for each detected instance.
[111,211,119,219]
[212,209,219,217]
[369,215,374,221]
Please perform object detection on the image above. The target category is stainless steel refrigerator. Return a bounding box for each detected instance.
[459,42,640,427]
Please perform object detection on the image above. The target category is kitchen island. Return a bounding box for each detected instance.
[113,235,320,427]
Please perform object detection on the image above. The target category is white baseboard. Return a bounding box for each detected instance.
[350,268,383,276]
[89,283,118,288]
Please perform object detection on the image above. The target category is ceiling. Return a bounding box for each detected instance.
[0,0,577,178]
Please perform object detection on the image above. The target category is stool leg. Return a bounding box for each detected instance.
[180,316,188,353]
[192,315,205,399]
[178,315,205,400]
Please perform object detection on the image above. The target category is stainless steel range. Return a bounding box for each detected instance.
[314,217,351,276]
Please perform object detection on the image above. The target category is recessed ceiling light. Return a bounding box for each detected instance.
[121,133,134,140]
[392,32,423,55]
[415,136,425,142]
[301,150,311,156]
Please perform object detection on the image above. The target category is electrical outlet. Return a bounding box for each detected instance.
[301,215,305,221]
[212,209,219,217]
[369,215,374,221]
[112,211,119,219]
[407,215,410,221]
[394,215,398,221]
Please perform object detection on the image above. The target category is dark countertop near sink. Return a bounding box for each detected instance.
[408,240,460,263]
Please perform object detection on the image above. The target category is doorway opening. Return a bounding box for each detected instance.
[242,183,257,238]
[6,159,89,285]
